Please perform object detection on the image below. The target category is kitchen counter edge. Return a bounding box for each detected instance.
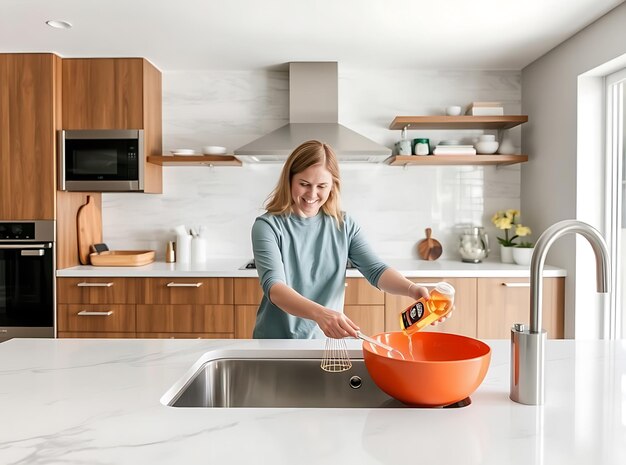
[56,258,566,278]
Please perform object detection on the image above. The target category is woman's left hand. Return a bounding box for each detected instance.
[408,283,453,326]
[430,307,454,326]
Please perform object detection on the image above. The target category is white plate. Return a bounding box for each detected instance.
[202,145,227,155]
[170,149,196,156]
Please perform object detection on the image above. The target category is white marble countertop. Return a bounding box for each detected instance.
[56,258,566,278]
[1,337,623,465]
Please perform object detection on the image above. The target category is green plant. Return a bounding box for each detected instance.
[516,241,534,248]
[491,210,532,247]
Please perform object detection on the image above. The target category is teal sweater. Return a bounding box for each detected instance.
[251,212,388,339]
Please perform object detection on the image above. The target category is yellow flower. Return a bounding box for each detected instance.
[491,208,532,247]
[494,216,512,230]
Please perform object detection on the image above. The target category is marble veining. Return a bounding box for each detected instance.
[1,338,625,465]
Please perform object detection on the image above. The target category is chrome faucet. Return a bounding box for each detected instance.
[510,220,611,405]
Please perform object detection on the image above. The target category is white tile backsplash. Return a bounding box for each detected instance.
[102,68,522,261]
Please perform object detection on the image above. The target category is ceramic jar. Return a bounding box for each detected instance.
[475,134,499,154]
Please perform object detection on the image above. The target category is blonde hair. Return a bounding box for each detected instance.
[265,140,343,227]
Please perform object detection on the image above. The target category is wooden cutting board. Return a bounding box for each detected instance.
[417,227,443,261]
[76,195,102,265]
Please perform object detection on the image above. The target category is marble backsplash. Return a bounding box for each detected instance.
[102,68,522,261]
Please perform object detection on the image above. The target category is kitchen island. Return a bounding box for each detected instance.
[0,337,623,465]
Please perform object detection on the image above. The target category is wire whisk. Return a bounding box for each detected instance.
[320,337,352,372]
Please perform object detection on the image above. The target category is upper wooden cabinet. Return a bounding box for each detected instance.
[0,53,60,220]
[61,58,163,193]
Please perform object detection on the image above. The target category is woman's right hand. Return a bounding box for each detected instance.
[316,308,360,339]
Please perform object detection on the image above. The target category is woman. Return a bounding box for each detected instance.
[251,140,445,339]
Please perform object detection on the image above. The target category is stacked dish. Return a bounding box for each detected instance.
[202,146,227,155]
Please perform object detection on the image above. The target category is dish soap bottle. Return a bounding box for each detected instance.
[400,282,455,334]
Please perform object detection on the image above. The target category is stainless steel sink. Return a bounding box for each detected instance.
[163,357,470,408]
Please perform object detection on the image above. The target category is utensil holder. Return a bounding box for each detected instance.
[176,235,192,264]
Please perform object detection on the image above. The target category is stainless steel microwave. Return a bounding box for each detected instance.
[59,129,144,192]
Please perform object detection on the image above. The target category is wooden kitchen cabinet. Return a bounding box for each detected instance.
[61,58,163,193]
[137,278,233,304]
[57,277,137,304]
[0,53,60,220]
[233,277,263,338]
[135,278,234,338]
[136,304,234,334]
[57,277,138,337]
[57,304,136,334]
[232,277,385,338]
[477,277,564,339]
[384,278,478,337]
[344,278,385,335]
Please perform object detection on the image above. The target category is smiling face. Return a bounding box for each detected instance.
[290,163,333,218]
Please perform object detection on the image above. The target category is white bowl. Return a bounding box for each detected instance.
[513,247,534,266]
[446,105,462,116]
[475,141,499,154]
[202,145,227,155]
[478,134,496,142]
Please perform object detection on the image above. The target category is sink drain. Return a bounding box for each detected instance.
[349,376,362,389]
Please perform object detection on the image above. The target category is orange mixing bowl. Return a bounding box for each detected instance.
[362,331,491,407]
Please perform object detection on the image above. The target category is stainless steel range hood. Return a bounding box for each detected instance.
[234,62,391,163]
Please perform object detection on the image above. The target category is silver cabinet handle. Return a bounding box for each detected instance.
[77,282,114,287]
[501,282,530,288]
[21,249,45,256]
[166,282,203,288]
[0,243,51,249]
[78,310,114,316]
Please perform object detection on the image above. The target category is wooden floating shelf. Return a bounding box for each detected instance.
[389,115,528,130]
[386,154,528,166]
[148,155,242,166]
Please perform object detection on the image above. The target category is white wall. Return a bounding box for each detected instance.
[102,69,522,262]
[521,3,626,338]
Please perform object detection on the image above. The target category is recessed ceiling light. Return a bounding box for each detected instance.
[46,20,72,29]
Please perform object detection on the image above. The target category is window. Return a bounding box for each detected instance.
[605,68,626,339]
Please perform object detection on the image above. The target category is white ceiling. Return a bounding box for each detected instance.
[1,0,624,71]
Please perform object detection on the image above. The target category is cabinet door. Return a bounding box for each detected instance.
[344,306,385,335]
[233,278,264,305]
[57,278,136,304]
[138,278,233,304]
[477,277,564,339]
[0,53,58,220]
[57,304,136,332]
[344,278,385,305]
[384,278,477,337]
[62,58,143,129]
[135,304,234,334]
[235,305,258,339]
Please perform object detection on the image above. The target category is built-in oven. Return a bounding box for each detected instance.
[59,129,144,192]
[0,221,55,342]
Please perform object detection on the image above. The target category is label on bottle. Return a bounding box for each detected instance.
[401,301,424,329]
